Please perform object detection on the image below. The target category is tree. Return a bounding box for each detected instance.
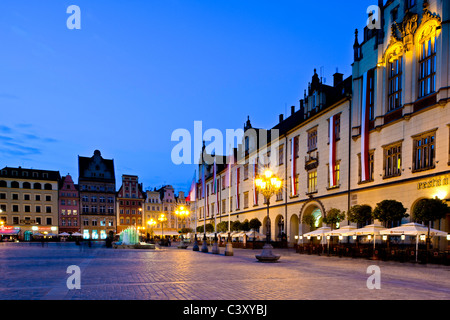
[231,220,242,232]
[216,221,228,233]
[302,213,316,230]
[323,208,346,230]
[241,219,250,232]
[348,205,373,227]
[180,228,193,234]
[205,223,214,233]
[249,218,262,232]
[413,198,450,253]
[373,200,408,227]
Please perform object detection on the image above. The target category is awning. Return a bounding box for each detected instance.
[152,230,181,236]
[379,223,448,237]
[325,225,357,237]
[0,229,20,235]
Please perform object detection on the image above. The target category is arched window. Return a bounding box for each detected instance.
[44,183,52,190]
[11,181,20,188]
[23,182,31,189]
[34,183,42,190]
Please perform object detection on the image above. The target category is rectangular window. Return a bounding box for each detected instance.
[388,57,402,111]
[244,164,249,180]
[35,195,41,201]
[24,194,31,201]
[24,205,31,213]
[358,151,375,182]
[45,195,51,202]
[12,194,19,200]
[278,145,284,165]
[13,217,19,224]
[0,193,5,200]
[243,192,249,209]
[36,217,41,225]
[46,206,52,213]
[328,163,341,187]
[419,37,437,98]
[307,171,318,194]
[222,199,226,214]
[384,144,402,178]
[46,217,52,225]
[413,131,436,171]
[368,69,375,121]
[307,129,317,152]
[13,205,19,212]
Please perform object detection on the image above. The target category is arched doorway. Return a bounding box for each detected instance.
[300,202,324,234]
[289,214,299,245]
[262,216,271,241]
[275,215,284,241]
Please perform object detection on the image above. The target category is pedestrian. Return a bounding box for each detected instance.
[168,238,171,247]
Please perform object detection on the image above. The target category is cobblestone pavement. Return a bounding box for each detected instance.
[0,242,449,300]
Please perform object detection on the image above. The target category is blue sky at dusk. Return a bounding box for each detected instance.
[0,0,375,193]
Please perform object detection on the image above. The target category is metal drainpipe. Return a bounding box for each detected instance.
[347,95,352,224]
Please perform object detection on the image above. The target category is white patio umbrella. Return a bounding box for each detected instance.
[72,232,83,237]
[347,224,387,251]
[380,222,448,262]
[302,227,332,246]
[58,232,70,236]
[325,225,357,237]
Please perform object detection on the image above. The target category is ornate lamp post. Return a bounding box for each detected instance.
[175,205,190,247]
[158,213,168,246]
[255,168,282,262]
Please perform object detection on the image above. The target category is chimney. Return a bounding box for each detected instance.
[291,105,295,115]
[279,114,284,123]
[333,72,344,87]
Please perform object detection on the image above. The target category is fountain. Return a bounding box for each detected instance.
[113,227,155,249]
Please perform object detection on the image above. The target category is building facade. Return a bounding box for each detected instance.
[0,167,61,240]
[193,0,449,249]
[78,150,116,239]
[117,174,145,233]
[58,174,81,234]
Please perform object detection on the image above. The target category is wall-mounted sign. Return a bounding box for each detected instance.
[417,176,449,190]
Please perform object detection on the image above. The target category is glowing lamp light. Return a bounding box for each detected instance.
[401,235,406,241]
[382,235,388,241]
[447,235,450,241]
[317,236,321,240]
[32,226,38,231]
[294,235,299,240]
[420,235,426,241]
[367,235,372,240]
[306,236,311,240]
[51,227,57,231]
[264,170,273,179]
[432,190,448,200]
[326,236,330,240]
[353,236,357,240]
[299,236,303,240]
[338,236,343,240]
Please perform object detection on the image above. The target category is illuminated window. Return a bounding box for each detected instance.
[419,37,436,98]
[413,131,436,171]
[384,143,402,178]
[388,57,402,111]
[307,170,318,194]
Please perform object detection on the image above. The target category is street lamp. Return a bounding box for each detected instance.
[158,213,168,246]
[175,205,190,240]
[255,168,282,262]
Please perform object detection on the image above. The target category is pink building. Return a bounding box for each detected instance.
[58,175,80,234]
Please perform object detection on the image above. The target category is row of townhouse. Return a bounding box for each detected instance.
[192,0,450,248]
[0,149,190,240]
